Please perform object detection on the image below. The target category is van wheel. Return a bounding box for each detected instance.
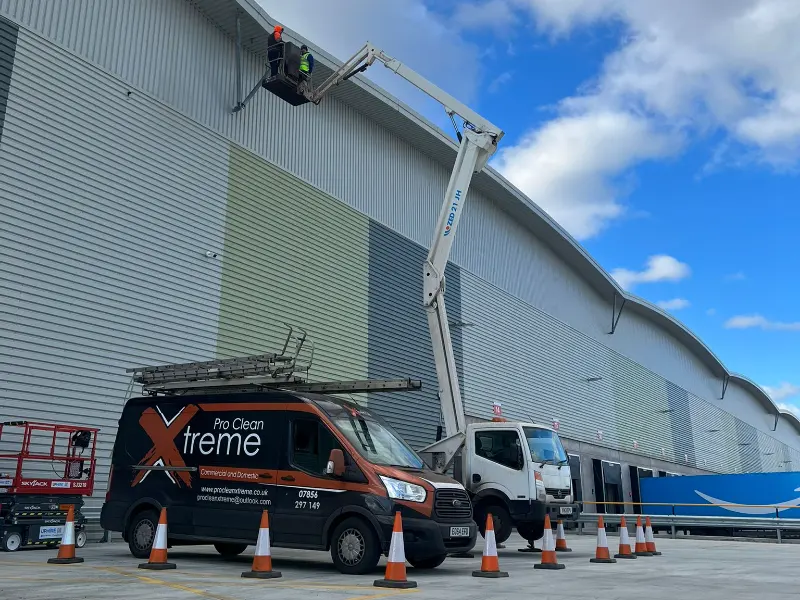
[214,542,248,557]
[330,517,381,575]
[477,503,512,544]
[127,509,159,559]
[408,554,447,569]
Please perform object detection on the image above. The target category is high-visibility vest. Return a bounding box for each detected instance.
[300,52,310,72]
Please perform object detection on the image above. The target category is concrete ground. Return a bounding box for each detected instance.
[0,532,796,600]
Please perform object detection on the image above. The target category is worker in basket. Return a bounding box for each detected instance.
[299,44,314,79]
[267,24,284,77]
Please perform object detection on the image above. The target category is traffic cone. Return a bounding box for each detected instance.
[138,507,176,570]
[472,513,509,578]
[645,516,662,556]
[614,516,637,559]
[47,505,84,564]
[555,520,572,552]
[589,516,616,563]
[242,510,282,579]
[374,512,417,589]
[634,516,652,556]
[534,515,565,570]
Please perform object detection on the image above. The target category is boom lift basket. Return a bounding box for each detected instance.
[263,41,311,106]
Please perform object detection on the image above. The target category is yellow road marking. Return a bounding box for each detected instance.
[345,590,420,600]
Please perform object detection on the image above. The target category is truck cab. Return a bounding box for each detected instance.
[455,421,578,544]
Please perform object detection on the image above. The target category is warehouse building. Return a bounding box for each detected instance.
[2,0,799,527]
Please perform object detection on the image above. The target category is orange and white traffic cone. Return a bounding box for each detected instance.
[634,515,652,556]
[138,507,176,570]
[374,512,417,589]
[589,516,616,563]
[534,515,565,570]
[47,505,84,564]
[614,516,637,559]
[645,516,662,556]
[242,510,282,579]
[472,513,509,578]
[555,520,572,552]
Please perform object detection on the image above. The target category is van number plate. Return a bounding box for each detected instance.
[450,526,470,537]
[559,507,573,515]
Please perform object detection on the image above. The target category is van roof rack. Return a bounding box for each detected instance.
[125,324,422,397]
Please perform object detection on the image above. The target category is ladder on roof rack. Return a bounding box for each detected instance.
[125,324,422,397]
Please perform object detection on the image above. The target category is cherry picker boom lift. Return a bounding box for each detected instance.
[304,42,580,544]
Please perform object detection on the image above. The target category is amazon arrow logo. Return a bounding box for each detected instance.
[694,488,800,515]
[133,405,199,488]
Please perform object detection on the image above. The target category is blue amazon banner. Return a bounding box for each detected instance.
[640,472,800,518]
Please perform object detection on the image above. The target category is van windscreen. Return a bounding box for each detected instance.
[319,402,424,469]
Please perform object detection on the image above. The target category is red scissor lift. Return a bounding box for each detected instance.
[0,421,99,552]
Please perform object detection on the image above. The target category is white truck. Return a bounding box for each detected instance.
[303,43,580,545]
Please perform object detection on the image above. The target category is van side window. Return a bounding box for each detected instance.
[291,418,342,475]
[474,430,523,470]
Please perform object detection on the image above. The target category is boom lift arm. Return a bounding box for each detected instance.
[309,43,505,473]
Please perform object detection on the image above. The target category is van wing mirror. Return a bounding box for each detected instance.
[326,449,345,477]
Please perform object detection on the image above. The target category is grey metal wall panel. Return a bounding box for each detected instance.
[0,27,229,515]
[366,220,463,448]
[0,14,17,141]
[666,381,696,468]
[0,0,796,475]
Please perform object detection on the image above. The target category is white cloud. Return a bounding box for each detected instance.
[767,383,800,402]
[609,254,691,290]
[656,298,690,311]
[454,0,521,32]
[255,0,483,132]
[488,72,513,94]
[493,111,680,239]
[724,314,800,330]
[458,0,800,237]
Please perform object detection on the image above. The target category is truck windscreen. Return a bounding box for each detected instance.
[328,411,424,469]
[523,427,568,466]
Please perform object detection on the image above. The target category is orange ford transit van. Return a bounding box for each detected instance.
[100,390,477,574]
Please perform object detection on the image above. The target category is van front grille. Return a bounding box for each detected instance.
[434,488,472,521]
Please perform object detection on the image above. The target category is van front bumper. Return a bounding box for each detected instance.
[375,515,477,559]
[546,502,580,521]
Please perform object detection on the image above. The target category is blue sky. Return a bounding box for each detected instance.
[260,0,800,410]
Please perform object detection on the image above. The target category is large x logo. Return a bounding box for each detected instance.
[132,405,199,488]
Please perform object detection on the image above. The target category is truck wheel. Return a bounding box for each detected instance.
[127,509,159,559]
[2,532,22,552]
[408,554,447,569]
[214,542,248,557]
[478,503,512,544]
[517,521,545,543]
[76,529,88,549]
[330,516,381,575]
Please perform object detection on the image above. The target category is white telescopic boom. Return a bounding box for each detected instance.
[308,41,504,472]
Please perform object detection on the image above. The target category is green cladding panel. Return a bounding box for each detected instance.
[217,144,370,383]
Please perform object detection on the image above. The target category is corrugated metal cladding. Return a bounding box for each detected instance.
[457,272,800,473]
[0,0,774,436]
[0,25,229,516]
[0,0,798,506]
[0,14,17,140]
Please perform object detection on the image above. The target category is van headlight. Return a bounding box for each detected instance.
[380,476,427,503]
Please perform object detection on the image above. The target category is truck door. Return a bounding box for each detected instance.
[273,411,352,547]
[471,428,529,502]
